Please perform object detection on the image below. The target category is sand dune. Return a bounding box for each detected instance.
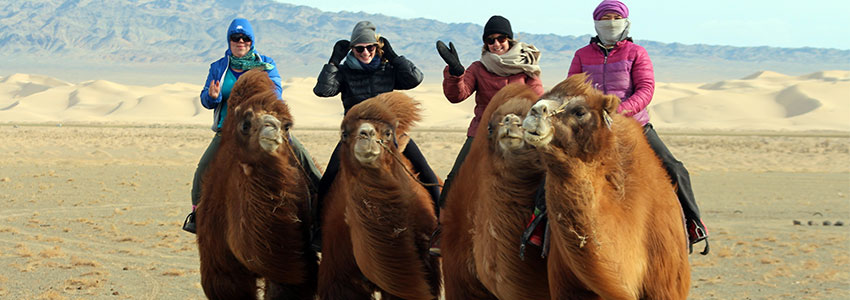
[1,70,848,132]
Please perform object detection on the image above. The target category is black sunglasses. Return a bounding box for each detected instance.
[230,34,251,43]
[484,35,508,45]
[352,44,377,53]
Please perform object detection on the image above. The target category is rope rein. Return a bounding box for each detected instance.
[377,139,443,188]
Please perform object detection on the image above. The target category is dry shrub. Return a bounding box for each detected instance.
[162,269,186,276]
[74,218,95,225]
[810,269,841,281]
[41,236,63,243]
[80,270,109,277]
[39,246,66,258]
[36,290,66,300]
[15,244,33,258]
[802,260,820,270]
[0,226,19,234]
[115,236,143,243]
[759,257,781,264]
[715,246,734,258]
[70,256,101,267]
[64,277,102,290]
[800,243,819,253]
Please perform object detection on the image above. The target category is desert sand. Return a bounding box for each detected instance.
[0,71,849,299]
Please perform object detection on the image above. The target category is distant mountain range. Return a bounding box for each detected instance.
[2,0,849,86]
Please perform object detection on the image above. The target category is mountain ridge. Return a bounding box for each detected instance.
[2,0,848,86]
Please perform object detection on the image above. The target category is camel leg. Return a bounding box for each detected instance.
[198,205,258,299]
[442,252,495,300]
[317,231,372,299]
[546,244,600,300]
[199,251,257,299]
[264,279,316,300]
[266,247,319,300]
[412,224,442,298]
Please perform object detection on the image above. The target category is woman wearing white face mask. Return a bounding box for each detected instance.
[564,0,710,255]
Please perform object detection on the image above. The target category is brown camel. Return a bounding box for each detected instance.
[441,83,550,300]
[521,74,691,299]
[317,92,441,300]
[196,70,318,300]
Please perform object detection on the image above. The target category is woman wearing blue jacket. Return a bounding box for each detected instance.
[182,18,321,233]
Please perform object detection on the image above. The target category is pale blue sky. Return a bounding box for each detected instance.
[275,0,848,50]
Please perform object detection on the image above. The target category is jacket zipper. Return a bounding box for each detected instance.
[601,46,609,95]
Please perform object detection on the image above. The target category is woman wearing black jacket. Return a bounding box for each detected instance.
[312,21,440,250]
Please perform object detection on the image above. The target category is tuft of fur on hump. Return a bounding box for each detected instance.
[227,69,279,109]
[342,91,422,136]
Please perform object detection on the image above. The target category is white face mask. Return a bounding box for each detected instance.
[594,18,630,46]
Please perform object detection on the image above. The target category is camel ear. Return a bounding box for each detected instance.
[603,95,620,115]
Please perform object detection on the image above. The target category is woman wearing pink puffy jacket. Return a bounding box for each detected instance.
[566,0,709,255]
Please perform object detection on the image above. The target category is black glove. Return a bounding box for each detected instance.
[329,40,350,66]
[379,37,398,63]
[436,40,464,76]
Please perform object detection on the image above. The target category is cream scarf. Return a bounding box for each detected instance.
[480,42,541,78]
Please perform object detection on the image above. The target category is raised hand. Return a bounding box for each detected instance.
[436,41,464,76]
[208,80,221,99]
[379,36,398,62]
[330,40,350,66]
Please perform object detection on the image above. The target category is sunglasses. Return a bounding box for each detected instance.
[484,35,508,45]
[352,44,377,53]
[229,34,251,43]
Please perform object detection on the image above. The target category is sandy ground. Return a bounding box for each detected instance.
[0,124,848,299]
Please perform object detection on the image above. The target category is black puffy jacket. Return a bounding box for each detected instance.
[313,56,423,114]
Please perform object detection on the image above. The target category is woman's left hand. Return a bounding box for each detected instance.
[379,37,398,62]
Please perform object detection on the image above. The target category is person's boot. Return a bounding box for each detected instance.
[428,224,442,257]
[182,210,196,234]
[310,225,322,252]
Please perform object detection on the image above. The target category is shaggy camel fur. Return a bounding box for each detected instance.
[441,83,549,300]
[317,92,441,300]
[522,74,690,299]
[196,70,318,300]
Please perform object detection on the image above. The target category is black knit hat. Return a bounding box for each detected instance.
[482,15,513,42]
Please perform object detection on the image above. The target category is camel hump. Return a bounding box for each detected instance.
[342,91,422,135]
[228,69,277,109]
[542,73,600,100]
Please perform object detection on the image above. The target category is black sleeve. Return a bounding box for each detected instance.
[313,63,342,97]
[390,56,423,90]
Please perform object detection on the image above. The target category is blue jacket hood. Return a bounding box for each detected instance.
[226,18,255,56]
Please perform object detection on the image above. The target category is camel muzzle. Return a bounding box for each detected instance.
[522,100,559,147]
[258,114,284,153]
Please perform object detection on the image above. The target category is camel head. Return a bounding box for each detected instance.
[475,83,541,156]
[340,92,421,168]
[488,98,534,153]
[523,74,620,157]
[222,71,292,163]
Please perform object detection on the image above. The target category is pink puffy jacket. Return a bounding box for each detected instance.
[443,61,544,137]
[568,38,654,125]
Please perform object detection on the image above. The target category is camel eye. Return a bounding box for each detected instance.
[384,129,392,138]
[283,122,292,131]
[572,108,587,118]
[241,119,251,133]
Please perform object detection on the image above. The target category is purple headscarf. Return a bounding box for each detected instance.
[593,0,629,20]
